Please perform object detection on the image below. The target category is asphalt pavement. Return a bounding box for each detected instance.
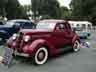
[0,32,96,72]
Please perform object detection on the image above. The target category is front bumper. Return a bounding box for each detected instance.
[13,50,30,57]
[7,41,35,57]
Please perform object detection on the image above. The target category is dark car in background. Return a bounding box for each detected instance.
[0,19,36,45]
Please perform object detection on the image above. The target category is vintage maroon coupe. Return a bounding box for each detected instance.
[6,19,80,65]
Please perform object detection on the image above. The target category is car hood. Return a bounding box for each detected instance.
[20,29,53,34]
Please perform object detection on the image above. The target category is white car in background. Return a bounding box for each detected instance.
[69,21,92,39]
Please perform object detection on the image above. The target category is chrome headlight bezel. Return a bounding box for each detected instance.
[23,35,30,42]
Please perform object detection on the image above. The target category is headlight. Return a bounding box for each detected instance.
[12,33,18,40]
[23,35,30,42]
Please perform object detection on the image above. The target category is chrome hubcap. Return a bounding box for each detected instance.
[37,51,45,61]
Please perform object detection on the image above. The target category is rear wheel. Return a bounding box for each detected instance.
[33,47,48,65]
[72,40,80,52]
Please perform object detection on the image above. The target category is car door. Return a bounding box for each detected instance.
[54,23,72,48]
[66,23,75,44]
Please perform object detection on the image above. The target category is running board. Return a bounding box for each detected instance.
[58,46,72,54]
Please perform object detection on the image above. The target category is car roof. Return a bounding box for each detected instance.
[7,19,33,23]
[39,19,66,23]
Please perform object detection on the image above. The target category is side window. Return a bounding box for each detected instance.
[56,23,65,31]
[22,22,33,29]
[72,24,74,26]
[82,24,86,29]
[88,24,91,30]
[77,24,80,27]
[76,24,80,29]
[30,22,36,29]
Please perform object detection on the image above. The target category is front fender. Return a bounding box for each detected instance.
[23,39,47,54]
[23,39,58,56]
[29,39,46,49]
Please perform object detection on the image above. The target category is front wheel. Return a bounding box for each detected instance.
[72,40,80,52]
[33,47,49,65]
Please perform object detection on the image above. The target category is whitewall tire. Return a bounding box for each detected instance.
[33,47,48,65]
[73,40,80,52]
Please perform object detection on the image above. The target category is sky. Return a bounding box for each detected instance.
[18,0,71,9]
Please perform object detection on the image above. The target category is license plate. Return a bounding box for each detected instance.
[2,48,13,66]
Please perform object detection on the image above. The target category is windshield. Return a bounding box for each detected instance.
[4,21,15,27]
[36,21,56,30]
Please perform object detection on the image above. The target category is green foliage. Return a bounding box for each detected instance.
[70,0,96,22]
[0,0,7,17]
[0,0,28,20]
[23,5,32,12]
[60,6,71,19]
[31,0,61,19]
[6,0,28,19]
[70,0,96,25]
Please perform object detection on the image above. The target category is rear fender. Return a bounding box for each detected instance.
[72,35,80,44]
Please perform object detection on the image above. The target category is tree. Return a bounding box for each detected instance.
[60,6,71,19]
[31,0,61,19]
[0,0,28,20]
[23,5,32,12]
[5,0,28,19]
[0,0,8,17]
[70,0,96,25]
[70,0,96,21]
